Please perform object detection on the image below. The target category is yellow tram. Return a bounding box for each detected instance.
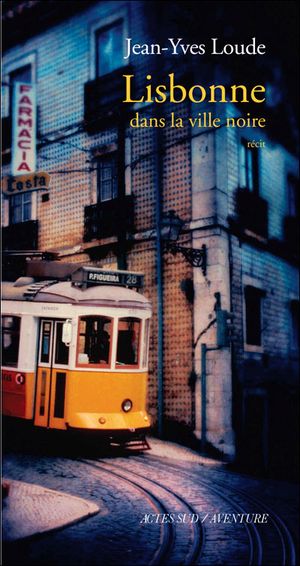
[1,265,152,443]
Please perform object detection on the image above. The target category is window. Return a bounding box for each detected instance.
[40,321,51,363]
[97,153,118,202]
[116,317,140,366]
[240,140,259,193]
[39,320,69,365]
[96,20,124,77]
[54,322,69,365]
[244,286,264,346]
[287,174,299,217]
[77,316,112,366]
[2,316,21,367]
[290,300,299,352]
[10,192,32,224]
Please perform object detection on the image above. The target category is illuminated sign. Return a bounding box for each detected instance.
[1,172,50,195]
[12,82,36,175]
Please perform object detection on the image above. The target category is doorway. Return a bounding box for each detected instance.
[34,319,69,429]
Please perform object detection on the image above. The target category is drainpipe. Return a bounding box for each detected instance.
[154,127,164,438]
[200,339,220,452]
[201,343,207,451]
[117,118,127,270]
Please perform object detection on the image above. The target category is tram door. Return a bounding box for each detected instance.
[34,319,69,429]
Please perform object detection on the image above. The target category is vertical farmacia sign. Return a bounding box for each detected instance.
[12,82,36,175]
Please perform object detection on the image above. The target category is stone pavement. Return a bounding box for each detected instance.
[2,437,298,565]
[2,437,219,544]
[2,479,99,542]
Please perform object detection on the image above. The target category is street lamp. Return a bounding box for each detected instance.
[161,211,207,275]
[160,210,184,241]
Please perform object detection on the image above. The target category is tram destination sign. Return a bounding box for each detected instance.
[2,172,51,195]
[72,267,144,289]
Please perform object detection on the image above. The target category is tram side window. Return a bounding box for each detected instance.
[77,316,112,366]
[2,316,21,367]
[116,318,140,366]
[40,321,51,363]
[55,322,69,365]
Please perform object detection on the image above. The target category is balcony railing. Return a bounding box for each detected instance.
[2,220,38,251]
[84,66,132,132]
[235,188,268,238]
[84,196,134,242]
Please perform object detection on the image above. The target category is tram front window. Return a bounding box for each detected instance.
[2,316,21,367]
[116,318,140,366]
[77,316,112,366]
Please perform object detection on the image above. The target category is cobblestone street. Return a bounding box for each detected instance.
[2,433,299,565]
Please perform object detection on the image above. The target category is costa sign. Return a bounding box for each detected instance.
[2,172,51,195]
[12,82,36,175]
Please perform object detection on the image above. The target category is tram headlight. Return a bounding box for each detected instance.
[122,399,133,413]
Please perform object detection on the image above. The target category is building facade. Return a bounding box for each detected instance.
[2,0,299,476]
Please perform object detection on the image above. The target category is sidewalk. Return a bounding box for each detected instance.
[2,479,99,543]
[148,436,225,465]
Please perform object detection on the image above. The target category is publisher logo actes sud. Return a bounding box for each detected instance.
[140,513,269,524]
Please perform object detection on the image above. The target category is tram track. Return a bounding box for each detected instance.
[193,469,296,566]
[208,478,296,566]
[87,457,251,565]
[130,454,297,566]
[3,447,297,566]
[79,458,204,566]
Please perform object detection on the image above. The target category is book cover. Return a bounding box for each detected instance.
[2,1,299,564]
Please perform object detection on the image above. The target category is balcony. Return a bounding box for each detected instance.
[235,188,268,238]
[84,66,132,133]
[84,196,134,242]
[2,220,38,251]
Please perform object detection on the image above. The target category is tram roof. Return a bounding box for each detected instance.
[2,279,151,310]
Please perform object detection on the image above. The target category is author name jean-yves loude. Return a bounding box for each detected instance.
[124,37,266,59]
